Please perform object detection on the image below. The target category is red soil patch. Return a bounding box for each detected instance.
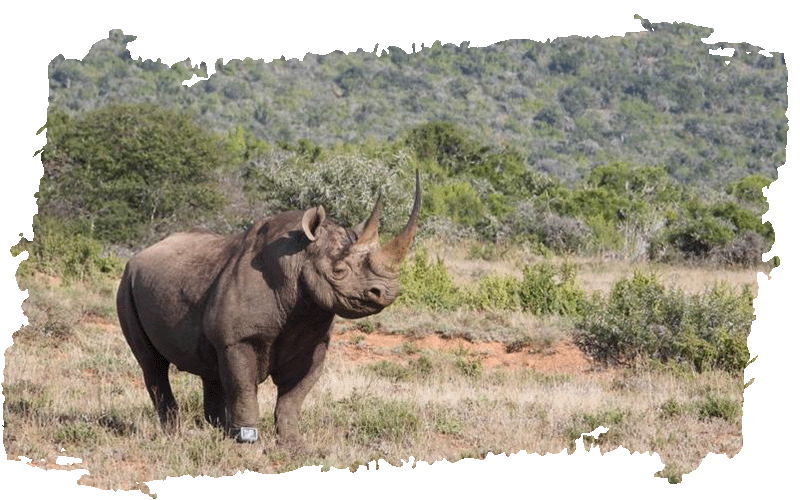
[331,329,598,376]
[78,313,600,377]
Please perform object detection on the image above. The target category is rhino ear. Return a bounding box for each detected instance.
[302,206,326,241]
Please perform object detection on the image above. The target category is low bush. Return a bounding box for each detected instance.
[505,203,590,253]
[564,407,628,449]
[454,356,482,379]
[709,231,768,267]
[398,249,459,310]
[400,251,585,316]
[518,262,585,316]
[697,393,741,423]
[573,271,752,372]
[461,274,522,311]
[12,215,122,282]
[367,361,413,382]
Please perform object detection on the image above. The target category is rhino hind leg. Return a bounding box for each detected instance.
[272,341,328,448]
[117,278,178,431]
[202,377,225,428]
[144,357,179,431]
[125,333,178,430]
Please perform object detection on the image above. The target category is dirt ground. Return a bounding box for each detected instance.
[331,328,597,375]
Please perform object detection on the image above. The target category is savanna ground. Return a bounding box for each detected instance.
[3,241,755,491]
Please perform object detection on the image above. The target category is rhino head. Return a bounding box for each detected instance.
[300,172,421,319]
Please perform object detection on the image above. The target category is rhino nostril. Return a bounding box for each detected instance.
[369,287,382,299]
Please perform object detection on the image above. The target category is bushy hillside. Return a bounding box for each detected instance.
[25,22,783,279]
[47,23,786,187]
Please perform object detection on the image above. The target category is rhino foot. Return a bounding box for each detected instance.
[276,434,310,456]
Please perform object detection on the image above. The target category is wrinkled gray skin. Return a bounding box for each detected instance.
[117,173,420,447]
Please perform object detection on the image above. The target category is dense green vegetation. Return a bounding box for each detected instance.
[49,23,788,186]
[20,101,775,283]
[41,103,228,243]
[48,25,785,188]
[32,24,782,277]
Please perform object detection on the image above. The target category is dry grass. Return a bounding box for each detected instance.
[414,237,761,295]
[369,306,569,346]
[3,258,749,489]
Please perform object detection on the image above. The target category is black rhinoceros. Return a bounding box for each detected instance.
[116,172,420,447]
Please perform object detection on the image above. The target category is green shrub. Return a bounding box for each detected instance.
[725,174,772,211]
[41,103,227,243]
[697,393,741,423]
[425,181,487,227]
[12,215,122,282]
[658,398,689,419]
[454,356,482,379]
[367,361,411,382]
[367,355,434,382]
[650,190,773,266]
[462,274,522,311]
[574,272,752,372]
[354,319,376,333]
[519,262,585,316]
[398,249,459,310]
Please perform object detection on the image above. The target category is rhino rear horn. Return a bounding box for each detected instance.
[354,192,384,247]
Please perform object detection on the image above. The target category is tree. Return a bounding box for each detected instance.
[41,103,228,243]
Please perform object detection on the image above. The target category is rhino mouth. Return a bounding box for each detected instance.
[334,292,392,318]
[337,302,385,319]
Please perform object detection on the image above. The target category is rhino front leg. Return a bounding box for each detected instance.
[273,341,328,448]
[217,343,260,442]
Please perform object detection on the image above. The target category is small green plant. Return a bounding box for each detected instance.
[454,356,482,379]
[409,354,434,376]
[398,249,459,310]
[354,319,376,334]
[400,341,421,355]
[433,414,464,435]
[697,393,741,423]
[519,261,585,316]
[53,420,99,447]
[659,398,689,419]
[367,360,411,382]
[335,391,421,444]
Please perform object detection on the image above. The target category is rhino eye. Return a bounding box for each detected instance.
[332,262,349,279]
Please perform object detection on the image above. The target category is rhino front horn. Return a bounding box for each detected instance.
[377,170,421,268]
